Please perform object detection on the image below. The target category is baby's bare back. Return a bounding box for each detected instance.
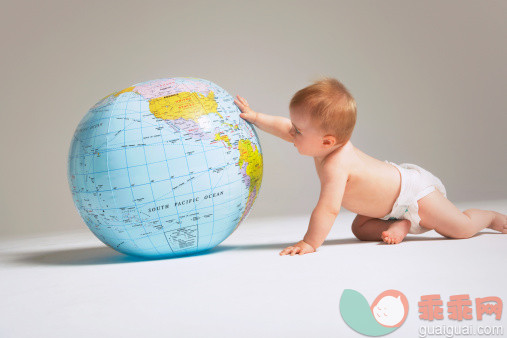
[318,142,402,218]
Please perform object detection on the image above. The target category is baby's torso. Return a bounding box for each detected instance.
[315,142,401,218]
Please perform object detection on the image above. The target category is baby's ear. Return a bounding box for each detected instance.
[322,135,337,147]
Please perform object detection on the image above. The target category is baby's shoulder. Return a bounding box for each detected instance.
[318,142,358,176]
[316,153,351,182]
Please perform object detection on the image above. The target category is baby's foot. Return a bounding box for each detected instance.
[488,212,507,234]
[381,220,411,244]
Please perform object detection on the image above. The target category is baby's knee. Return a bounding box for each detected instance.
[436,210,477,239]
[446,231,475,239]
[351,218,373,240]
[443,221,476,239]
[351,218,363,235]
[351,221,364,240]
[351,225,363,240]
[463,208,480,218]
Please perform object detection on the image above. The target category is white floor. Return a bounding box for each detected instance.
[1,200,506,338]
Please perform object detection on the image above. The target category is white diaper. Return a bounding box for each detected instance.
[380,161,447,234]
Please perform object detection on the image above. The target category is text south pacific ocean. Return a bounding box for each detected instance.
[148,190,225,213]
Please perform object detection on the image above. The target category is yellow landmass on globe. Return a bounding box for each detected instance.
[99,88,240,131]
[150,91,222,122]
[214,133,232,148]
[234,139,263,231]
[238,139,263,196]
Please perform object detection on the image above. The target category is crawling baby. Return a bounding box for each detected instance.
[234,77,507,256]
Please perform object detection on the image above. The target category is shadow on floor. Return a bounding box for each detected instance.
[9,231,500,266]
[11,245,234,266]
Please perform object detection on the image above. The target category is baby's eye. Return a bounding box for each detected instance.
[290,125,301,136]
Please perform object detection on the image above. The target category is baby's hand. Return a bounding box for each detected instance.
[234,95,258,124]
[279,240,316,256]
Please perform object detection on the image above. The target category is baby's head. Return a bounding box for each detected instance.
[289,77,356,157]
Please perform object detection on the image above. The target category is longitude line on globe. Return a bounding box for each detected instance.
[138,93,172,253]
[103,98,137,248]
[122,93,160,254]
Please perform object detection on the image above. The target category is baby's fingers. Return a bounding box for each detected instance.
[234,99,249,113]
[236,95,249,106]
[279,248,289,255]
[234,98,243,107]
[298,248,307,255]
[280,246,294,255]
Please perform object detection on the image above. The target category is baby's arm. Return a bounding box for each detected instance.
[281,167,348,255]
[234,95,293,143]
[303,170,348,249]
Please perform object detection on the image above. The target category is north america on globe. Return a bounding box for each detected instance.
[67,77,263,258]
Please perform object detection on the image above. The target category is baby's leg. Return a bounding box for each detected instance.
[351,215,411,244]
[417,190,507,238]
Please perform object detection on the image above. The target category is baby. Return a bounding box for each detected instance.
[234,77,507,256]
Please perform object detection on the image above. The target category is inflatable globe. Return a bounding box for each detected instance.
[67,77,263,258]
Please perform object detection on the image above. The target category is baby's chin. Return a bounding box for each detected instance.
[296,148,312,156]
[300,149,324,157]
[295,146,324,158]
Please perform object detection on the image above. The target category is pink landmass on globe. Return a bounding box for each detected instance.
[135,79,211,100]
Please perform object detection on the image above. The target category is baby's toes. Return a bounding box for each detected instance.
[381,232,391,244]
[391,235,401,244]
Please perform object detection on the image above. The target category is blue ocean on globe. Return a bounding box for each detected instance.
[67,77,263,258]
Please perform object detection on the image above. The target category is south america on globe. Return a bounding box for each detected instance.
[67,77,263,258]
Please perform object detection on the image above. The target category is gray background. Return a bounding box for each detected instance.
[1,0,505,238]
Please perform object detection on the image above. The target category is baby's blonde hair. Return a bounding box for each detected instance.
[289,77,357,144]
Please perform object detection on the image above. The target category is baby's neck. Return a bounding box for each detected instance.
[314,142,348,164]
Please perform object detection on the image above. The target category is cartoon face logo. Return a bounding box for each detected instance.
[371,291,408,327]
[340,289,409,336]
